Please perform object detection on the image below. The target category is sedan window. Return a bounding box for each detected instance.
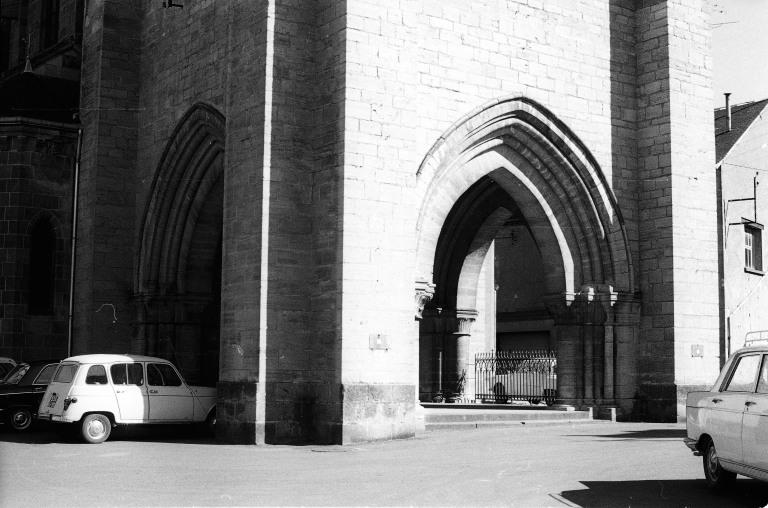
[147,363,182,387]
[725,354,761,392]
[757,356,768,393]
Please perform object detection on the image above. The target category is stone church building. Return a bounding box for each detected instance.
[1,0,719,444]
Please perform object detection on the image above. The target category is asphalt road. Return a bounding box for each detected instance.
[2,421,767,507]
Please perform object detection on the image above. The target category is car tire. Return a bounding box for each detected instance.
[80,413,112,444]
[205,408,216,436]
[703,439,736,489]
[9,408,33,432]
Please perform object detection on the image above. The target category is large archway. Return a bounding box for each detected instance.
[135,103,225,386]
[415,97,637,412]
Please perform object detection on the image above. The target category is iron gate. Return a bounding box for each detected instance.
[475,349,557,405]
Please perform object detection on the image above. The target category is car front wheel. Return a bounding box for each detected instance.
[9,408,33,431]
[703,439,736,489]
[80,413,112,444]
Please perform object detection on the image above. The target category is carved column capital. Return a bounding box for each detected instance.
[453,308,478,336]
[414,278,436,320]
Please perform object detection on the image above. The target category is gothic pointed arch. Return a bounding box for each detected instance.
[137,103,225,294]
[415,96,634,301]
[135,103,225,386]
[416,96,636,409]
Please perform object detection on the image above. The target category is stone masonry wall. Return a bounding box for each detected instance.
[341,0,625,439]
[0,122,77,361]
[74,0,140,354]
[635,0,717,420]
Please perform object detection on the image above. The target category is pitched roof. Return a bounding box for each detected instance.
[715,98,768,163]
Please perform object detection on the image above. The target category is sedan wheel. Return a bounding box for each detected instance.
[703,440,736,489]
[9,408,33,431]
[81,413,112,444]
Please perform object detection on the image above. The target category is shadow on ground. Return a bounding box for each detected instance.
[0,422,215,445]
[566,428,688,440]
[558,479,768,508]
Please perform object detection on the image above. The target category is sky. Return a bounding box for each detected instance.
[711,0,768,105]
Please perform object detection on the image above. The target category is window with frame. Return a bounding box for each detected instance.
[745,223,764,274]
[147,363,182,387]
[110,363,144,386]
[725,354,761,392]
[85,365,108,385]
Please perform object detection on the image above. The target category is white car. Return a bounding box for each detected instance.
[685,342,768,488]
[37,354,216,443]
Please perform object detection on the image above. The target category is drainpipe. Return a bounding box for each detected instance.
[67,125,83,357]
[724,93,732,132]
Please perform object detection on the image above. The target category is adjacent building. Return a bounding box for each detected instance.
[716,96,768,355]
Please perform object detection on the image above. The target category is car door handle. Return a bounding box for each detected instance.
[712,398,722,403]
[746,401,758,407]
[115,389,125,394]
[149,389,158,394]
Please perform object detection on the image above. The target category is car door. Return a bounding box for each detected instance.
[146,362,193,421]
[741,353,768,478]
[109,363,148,421]
[709,353,762,465]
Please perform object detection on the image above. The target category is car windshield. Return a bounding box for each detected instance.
[1,364,30,385]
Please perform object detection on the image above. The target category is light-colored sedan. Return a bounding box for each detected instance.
[37,354,216,443]
[686,343,768,488]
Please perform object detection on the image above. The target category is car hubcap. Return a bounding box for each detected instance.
[12,411,30,429]
[88,419,105,438]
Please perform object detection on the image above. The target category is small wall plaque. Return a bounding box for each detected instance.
[369,334,389,350]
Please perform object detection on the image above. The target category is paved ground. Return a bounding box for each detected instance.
[2,421,768,507]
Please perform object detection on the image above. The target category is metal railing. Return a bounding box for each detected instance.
[475,349,557,405]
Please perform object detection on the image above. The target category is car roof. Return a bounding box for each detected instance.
[62,354,173,364]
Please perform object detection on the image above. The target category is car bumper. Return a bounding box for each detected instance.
[683,437,701,455]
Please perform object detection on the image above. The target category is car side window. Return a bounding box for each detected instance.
[725,354,761,392]
[33,364,58,384]
[757,356,768,394]
[128,363,144,386]
[85,365,108,385]
[111,364,127,384]
[111,363,145,386]
[147,363,182,387]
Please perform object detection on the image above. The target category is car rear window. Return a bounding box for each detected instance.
[54,363,79,383]
[3,364,30,384]
[33,364,58,385]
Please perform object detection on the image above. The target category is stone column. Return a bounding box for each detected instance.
[452,309,477,400]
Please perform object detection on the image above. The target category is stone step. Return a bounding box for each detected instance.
[422,404,595,431]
